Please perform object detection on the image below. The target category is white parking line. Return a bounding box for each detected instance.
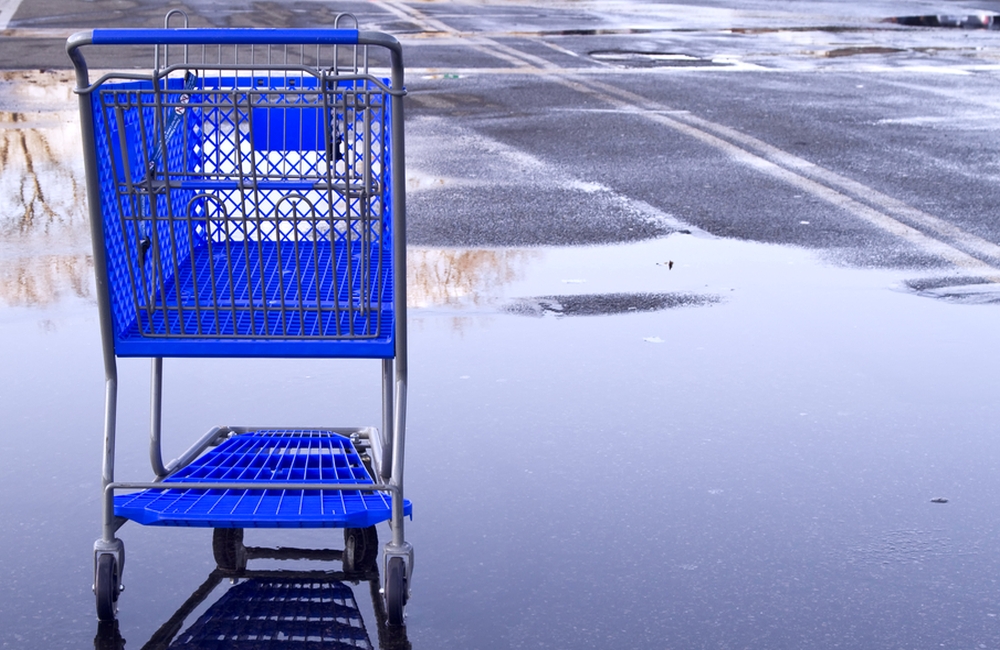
[0,0,23,30]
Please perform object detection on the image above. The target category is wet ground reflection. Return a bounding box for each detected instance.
[887,15,1000,29]
[408,247,540,310]
[7,39,1000,648]
[0,71,91,308]
[94,544,410,650]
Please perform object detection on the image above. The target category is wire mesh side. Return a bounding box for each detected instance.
[90,63,394,343]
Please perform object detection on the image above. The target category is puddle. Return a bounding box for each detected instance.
[588,50,734,67]
[727,26,872,35]
[503,291,720,317]
[408,235,731,316]
[407,232,882,323]
[0,71,91,310]
[904,276,1000,304]
[5,44,1000,650]
[887,15,999,29]
[409,248,541,309]
[823,46,905,58]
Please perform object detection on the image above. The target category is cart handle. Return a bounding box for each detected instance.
[68,28,399,50]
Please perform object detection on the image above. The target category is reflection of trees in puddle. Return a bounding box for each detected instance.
[0,72,92,307]
[408,247,540,309]
[0,253,91,307]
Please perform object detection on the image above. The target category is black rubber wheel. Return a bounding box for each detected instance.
[344,526,379,572]
[95,554,118,622]
[212,528,247,572]
[385,556,407,626]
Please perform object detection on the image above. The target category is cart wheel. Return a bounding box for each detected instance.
[212,528,247,572]
[385,556,407,626]
[344,526,379,572]
[95,553,119,622]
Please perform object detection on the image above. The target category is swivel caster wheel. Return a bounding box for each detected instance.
[344,526,378,572]
[385,556,408,626]
[95,554,120,622]
[213,528,247,572]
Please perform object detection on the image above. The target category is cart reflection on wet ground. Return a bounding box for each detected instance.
[94,539,411,650]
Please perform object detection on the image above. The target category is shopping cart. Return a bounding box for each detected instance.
[67,14,413,625]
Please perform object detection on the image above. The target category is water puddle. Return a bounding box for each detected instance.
[6,58,1000,650]
[588,49,735,67]
[0,71,91,311]
[408,231,882,322]
[904,276,1000,304]
[823,46,905,58]
[887,15,999,29]
[503,291,720,317]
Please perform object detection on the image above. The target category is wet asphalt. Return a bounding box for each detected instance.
[4,1,1000,648]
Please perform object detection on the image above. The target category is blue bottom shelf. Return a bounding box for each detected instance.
[114,429,410,528]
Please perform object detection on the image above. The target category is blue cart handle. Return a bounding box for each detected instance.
[90,28,361,46]
[68,28,403,72]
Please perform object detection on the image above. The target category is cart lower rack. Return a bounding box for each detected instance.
[114,428,412,528]
[68,17,413,627]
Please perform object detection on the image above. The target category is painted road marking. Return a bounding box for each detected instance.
[380,0,1000,278]
[0,0,23,30]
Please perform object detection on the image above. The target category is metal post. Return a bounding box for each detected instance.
[150,358,168,478]
[381,358,394,480]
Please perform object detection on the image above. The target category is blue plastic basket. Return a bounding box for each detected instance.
[90,75,395,358]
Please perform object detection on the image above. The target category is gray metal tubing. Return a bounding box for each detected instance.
[149,358,168,478]
[225,425,375,437]
[67,29,402,60]
[388,44,408,550]
[77,68,402,98]
[108,481,398,493]
[380,358,394,480]
[100,376,119,544]
[390,379,407,548]
[67,28,402,48]
[162,426,228,476]
[104,481,401,529]
[70,36,125,546]
[368,423,385,480]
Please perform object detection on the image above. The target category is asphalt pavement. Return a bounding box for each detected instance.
[13,0,1000,279]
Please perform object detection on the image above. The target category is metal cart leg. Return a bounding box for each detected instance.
[383,373,413,626]
[95,362,125,621]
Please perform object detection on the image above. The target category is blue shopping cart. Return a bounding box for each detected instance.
[67,14,413,625]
